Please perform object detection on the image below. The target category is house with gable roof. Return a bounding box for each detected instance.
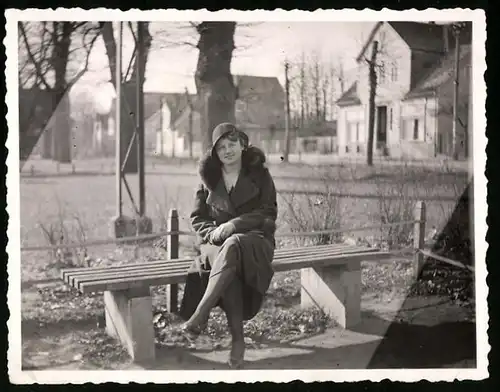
[336,21,472,160]
[152,74,286,158]
[91,89,194,157]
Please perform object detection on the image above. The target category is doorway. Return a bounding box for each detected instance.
[376,106,388,148]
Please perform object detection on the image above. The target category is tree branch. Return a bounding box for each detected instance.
[19,22,52,90]
[99,22,117,87]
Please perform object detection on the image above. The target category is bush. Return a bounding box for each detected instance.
[278,171,344,247]
[37,194,91,267]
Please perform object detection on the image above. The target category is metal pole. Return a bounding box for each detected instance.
[452,29,461,160]
[137,22,146,216]
[116,22,123,217]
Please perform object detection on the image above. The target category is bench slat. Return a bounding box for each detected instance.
[274,244,369,257]
[65,246,376,286]
[63,260,193,285]
[60,244,370,281]
[79,271,190,293]
[76,250,389,293]
[61,257,194,280]
[273,251,391,272]
[275,246,375,260]
[71,264,192,287]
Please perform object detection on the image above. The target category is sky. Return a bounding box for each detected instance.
[79,21,375,107]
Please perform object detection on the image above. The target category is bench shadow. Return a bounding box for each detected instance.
[143,311,476,370]
[354,311,476,368]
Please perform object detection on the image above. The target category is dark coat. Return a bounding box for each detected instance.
[179,146,278,321]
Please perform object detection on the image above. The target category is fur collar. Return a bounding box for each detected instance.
[198,145,267,191]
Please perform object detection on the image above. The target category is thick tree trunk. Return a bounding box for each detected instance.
[366,41,378,166]
[19,22,73,163]
[52,22,73,163]
[195,22,237,152]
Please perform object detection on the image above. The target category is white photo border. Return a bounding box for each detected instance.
[5,7,488,384]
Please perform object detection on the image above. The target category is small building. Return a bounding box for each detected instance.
[91,90,192,158]
[296,120,338,154]
[336,21,472,160]
[153,74,286,158]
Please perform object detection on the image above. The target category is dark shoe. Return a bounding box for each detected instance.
[228,339,245,369]
[227,358,244,369]
[180,322,203,341]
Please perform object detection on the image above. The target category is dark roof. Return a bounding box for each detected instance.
[110,91,195,126]
[405,44,472,100]
[163,92,196,124]
[234,75,283,101]
[144,92,196,122]
[143,92,164,120]
[356,21,447,62]
[336,82,362,107]
[389,22,447,53]
[172,74,286,131]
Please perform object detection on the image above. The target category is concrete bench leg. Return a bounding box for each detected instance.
[301,261,361,328]
[104,287,155,363]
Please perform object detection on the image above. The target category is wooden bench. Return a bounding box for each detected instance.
[60,203,426,364]
[61,243,390,363]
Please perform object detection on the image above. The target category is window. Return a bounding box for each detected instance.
[412,119,419,140]
[391,64,398,82]
[347,122,356,143]
[107,116,114,136]
[378,61,386,84]
[346,121,365,143]
[389,108,393,130]
[401,117,425,141]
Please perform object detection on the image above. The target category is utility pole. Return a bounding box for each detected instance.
[283,60,291,162]
[137,22,146,216]
[366,41,378,166]
[115,21,123,218]
[452,25,461,160]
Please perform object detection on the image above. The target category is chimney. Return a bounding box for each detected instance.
[443,24,450,54]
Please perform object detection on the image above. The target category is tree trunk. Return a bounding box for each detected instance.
[195,22,237,152]
[185,88,194,159]
[100,22,117,85]
[367,41,378,166]
[52,22,73,163]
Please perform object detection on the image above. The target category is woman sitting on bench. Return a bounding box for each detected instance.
[179,122,278,369]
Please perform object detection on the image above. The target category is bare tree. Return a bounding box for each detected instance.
[18,21,100,163]
[288,51,345,129]
[193,22,237,152]
[150,22,261,152]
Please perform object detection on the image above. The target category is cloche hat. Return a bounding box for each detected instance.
[211,122,249,158]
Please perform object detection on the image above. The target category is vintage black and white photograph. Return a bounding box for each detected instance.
[6,8,487,383]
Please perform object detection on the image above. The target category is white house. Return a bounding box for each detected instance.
[336,21,472,160]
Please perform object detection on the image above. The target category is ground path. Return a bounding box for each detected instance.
[21,286,475,371]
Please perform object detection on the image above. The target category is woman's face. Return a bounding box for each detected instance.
[215,133,244,166]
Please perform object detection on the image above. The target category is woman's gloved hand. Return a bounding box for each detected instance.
[209,222,236,245]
